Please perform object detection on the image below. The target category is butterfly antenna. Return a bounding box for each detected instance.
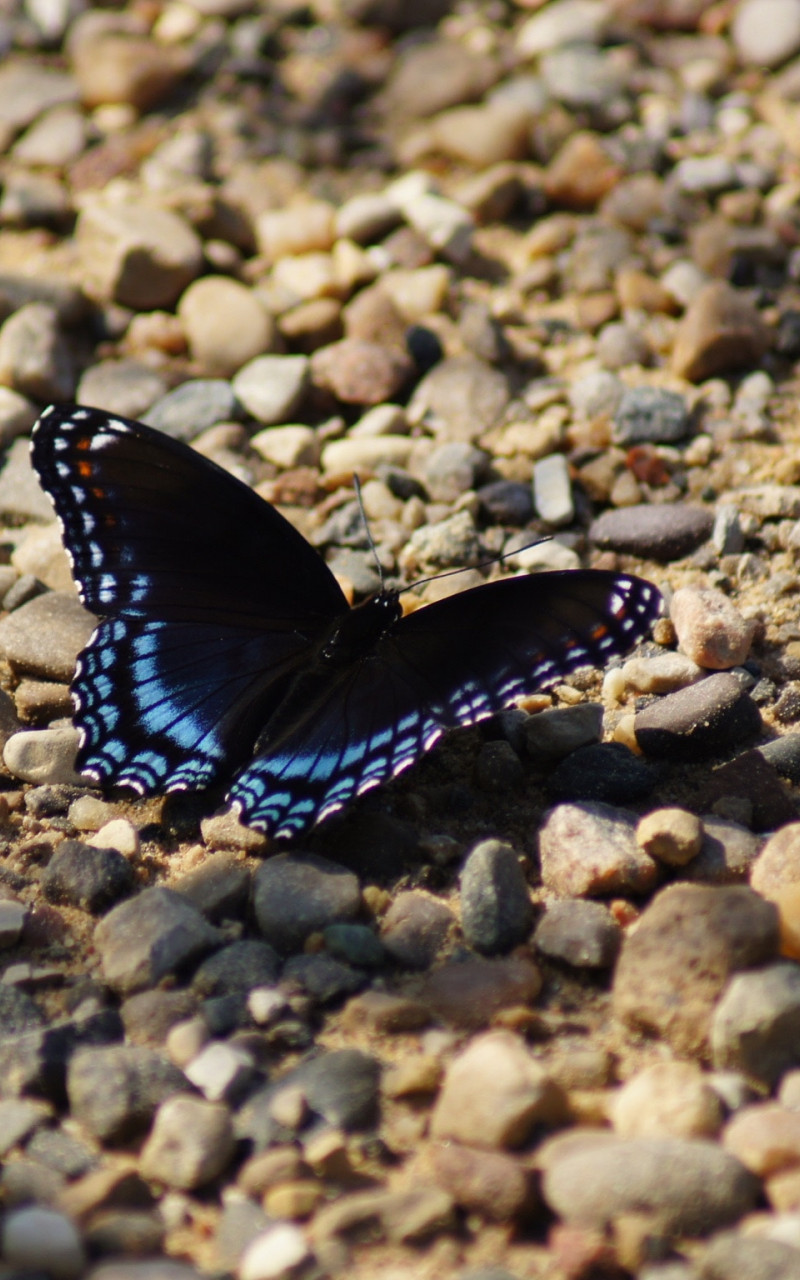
[409,533,552,593]
[353,474,386,588]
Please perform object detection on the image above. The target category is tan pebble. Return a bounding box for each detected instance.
[166,1016,209,1069]
[765,1165,800,1212]
[672,280,769,383]
[637,809,703,866]
[341,990,430,1033]
[272,253,339,304]
[382,1055,442,1098]
[72,32,188,112]
[610,1062,723,1140]
[421,955,542,1030]
[177,276,275,377]
[269,1085,307,1131]
[238,1146,307,1196]
[772,884,800,961]
[256,201,335,262]
[670,586,756,670]
[751,823,800,899]
[264,1179,325,1220]
[544,132,621,209]
[723,1102,800,1176]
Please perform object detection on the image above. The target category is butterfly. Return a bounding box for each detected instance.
[31,404,661,840]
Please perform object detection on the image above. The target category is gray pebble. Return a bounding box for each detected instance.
[184,1040,257,1104]
[0,898,26,949]
[0,437,59,523]
[534,899,621,968]
[193,939,279,999]
[422,441,488,502]
[26,1126,96,1177]
[0,591,95,681]
[613,386,691,445]
[700,1230,800,1280]
[712,504,746,556]
[252,852,360,954]
[596,321,651,370]
[143,379,240,442]
[569,369,624,420]
[41,839,135,914]
[524,703,604,762]
[681,816,761,885]
[94,886,223,994]
[2,1205,85,1279]
[590,503,713,561]
[541,1134,758,1234]
[476,479,534,526]
[139,1093,235,1190]
[232,354,309,426]
[635,674,762,759]
[171,850,250,922]
[459,839,534,955]
[407,355,509,442]
[711,961,800,1088]
[66,1043,188,1143]
[281,953,365,1003]
[546,742,658,805]
[76,359,168,420]
[402,510,481,571]
[0,1097,49,1155]
[323,922,386,968]
[380,890,455,968]
[0,302,75,402]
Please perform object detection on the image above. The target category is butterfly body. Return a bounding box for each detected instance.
[31,404,661,839]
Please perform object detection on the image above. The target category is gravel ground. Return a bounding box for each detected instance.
[5,1,800,1278]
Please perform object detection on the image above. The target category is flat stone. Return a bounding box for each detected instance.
[139,1093,235,1189]
[94,887,222,994]
[67,1044,187,1143]
[252,853,360,955]
[672,281,769,382]
[76,199,203,309]
[538,801,659,898]
[635,674,762,759]
[0,591,95,681]
[232,354,309,425]
[590,503,713,561]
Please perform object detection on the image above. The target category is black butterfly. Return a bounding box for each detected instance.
[31,404,661,839]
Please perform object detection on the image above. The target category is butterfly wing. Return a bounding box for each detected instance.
[230,571,660,837]
[31,404,349,793]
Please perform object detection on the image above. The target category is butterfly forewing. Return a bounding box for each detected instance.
[31,403,661,836]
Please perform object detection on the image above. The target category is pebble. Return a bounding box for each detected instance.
[193,939,279,998]
[380,890,455,968]
[538,801,659,898]
[69,18,188,112]
[477,480,533,526]
[700,1232,800,1280]
[322,922,385,969]
[723,1102,800,1176]
[670,586,757,670]
[0,1098,49,1155]
[342,990,430,1034]
[430,1030,565,1149]
[94,886,222,994]
[421,955,542,1029]
[232,354,310,426]
[532,453,574,525]
[0,302,74,402]
[543,130,621,209]
[613,883,780,1056]
[177,276,276,377]
[540,1134,759,1235]
[139,1094,235,1189]
[596,320,651,370]
[589,503,713,560]
[250,425,318,470]
[407,355,509,442]
[613,387,691,445]
[636,808,704,867]
[732,0,800,68]
[401,510,481,572]
[533,899,621,969]
[252,853,360,955]
[0,898,26,949]
[429,1141,534,1222]
[1,1206,86,1279]
[66,1043,188,1143]
[712,962,800,1088]
[255,201,335,262]
[75,359,167,420]
[310,337,412,405]
[172,851,250,923]
[0,590,95,682]
[76,198,203,309]
[524,704,603,763]
[672,281,770,383]
[238,1223,311,1280]
[320,434,415,473]
[143,380,240,442]
[41,839,136,913]
[610,1062,724,1140]
[634,674,762,759]
[281,953,364,1005]
[459,839,534,956]
[422,441,487,503]
[276,1048,380,1132]
[184,1040,256,1104]
[3,726,82,786]
[751,823,800,898]
[697,754,796,835]
[516,0,608,56]
[546,741,658,806]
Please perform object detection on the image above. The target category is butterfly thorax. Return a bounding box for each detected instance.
[320,589,402,665]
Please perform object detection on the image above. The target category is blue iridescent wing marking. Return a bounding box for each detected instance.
[31,404,348,795]
[230,571,660,836]
[31,403,661,839]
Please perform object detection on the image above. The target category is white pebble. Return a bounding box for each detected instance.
[238,1223,311,1280]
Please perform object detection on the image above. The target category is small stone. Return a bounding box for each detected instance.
[540,1134,758,1235]
[422,441,487,503]
[635,674,762,760]
[76,199,203,309]
[232,354,309,426]
[426,101,532,169]
[2,1206,85,1279]
[310,338,412,405]
[341,990,430,1034]
[459,839,534,955]
[533,453,574,525]
[177,276,275,377]
[596,321,651,370]
[723,1101,800,1176]
[525,704,604,763]
[712,961,800,1088]
[429,1141,535,1221]
[543,131,621,209]
[670,586,757,670]
[144,379,240,442]
[538,801,659,898]
[4,726,82,786]
[321,435,415,474]
[672,281,769,383]
[139,1093,235,1189]
[252,853,360,955]
[431,1030,565,1149]
[421,955,542,1029]
[0,590,95,681]
[184,1040,256,1104]
[407,355,509,442]
[42,839,135,913]
[732,0,800,68]
[636,809,703,867]
[193,939,279,998]
[516,0,608,56]
[613,387,691,446]
[69,18,188,112]
[239,1222,311,1280]
[590,503,713,561]
[751,823,800,899]
[77,358,167,422]
[534,899,621,969]
[255,201,335,262]
[250,425,318,470]
[0,303,74,402]
[0,899,26,949]
[379,890,455,968]
[67,1043,187,1143]
[613,883,780,1056]
[94,886,222,994]
[700,1232,800,1280]
[610,1062,723,1140]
